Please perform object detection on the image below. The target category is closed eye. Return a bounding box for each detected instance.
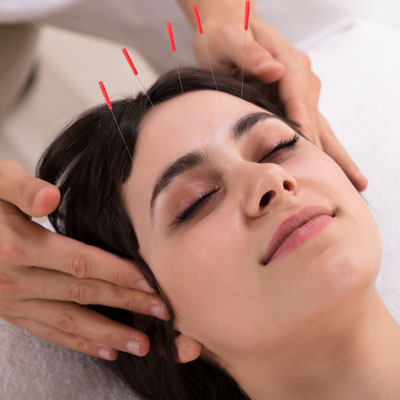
[258,133,299,163]
[170,133,300,227]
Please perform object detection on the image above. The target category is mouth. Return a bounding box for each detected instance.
[261,205,336,265]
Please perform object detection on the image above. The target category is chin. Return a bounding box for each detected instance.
[303,238,381,306]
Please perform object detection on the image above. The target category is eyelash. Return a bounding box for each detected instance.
[171,133,300,226]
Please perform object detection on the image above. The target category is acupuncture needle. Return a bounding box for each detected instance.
[98,80,133,162]
[241,0,251,99]
[192,4,221,107]
[166,21,192,120]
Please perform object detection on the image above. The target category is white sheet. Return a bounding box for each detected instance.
[298,18,400,323]
[0,18,399,399]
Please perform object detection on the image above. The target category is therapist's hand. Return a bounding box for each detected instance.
[0,161,169,360]
[184,0,368,192]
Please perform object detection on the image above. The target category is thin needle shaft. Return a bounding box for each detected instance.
[173,51,189,114]
[241,0,251,99]
[98,80,133,162]
[240,30,247,99]
[110,110,133,162]
[192,5,221,106]
[122,47,168,128]
[167,21,191,120]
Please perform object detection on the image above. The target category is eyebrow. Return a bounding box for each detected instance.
[149,111,296,219]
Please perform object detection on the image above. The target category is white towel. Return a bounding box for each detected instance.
[1,18,399,400]
[0,317,137,399]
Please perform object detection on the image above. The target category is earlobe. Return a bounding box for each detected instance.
[174,332,202,363]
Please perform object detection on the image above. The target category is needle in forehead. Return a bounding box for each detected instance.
[192,4,222,107]
[241,0,251,99]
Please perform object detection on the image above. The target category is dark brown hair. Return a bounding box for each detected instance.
[37,68,303,400]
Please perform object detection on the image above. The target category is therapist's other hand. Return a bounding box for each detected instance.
[192,5,368,192]
[0,161,169,360]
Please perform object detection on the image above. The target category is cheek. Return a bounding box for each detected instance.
[148,213,261,341]
[297,152,382,312]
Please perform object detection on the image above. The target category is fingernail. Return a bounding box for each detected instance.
[150,304,167,320]
[127,340,141,356]
[357,171,367,181]
[34,187,48,208]
[253,59,278,73]
[357,171,368,186]
[98,347,112,360]
[136,279,156,294]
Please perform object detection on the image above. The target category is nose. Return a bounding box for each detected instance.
[241,163,298,218]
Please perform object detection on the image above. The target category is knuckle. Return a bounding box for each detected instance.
[69,254,91,279]
[69,282,95,305]
[45,327,62,346]
[75,337,90,354]
[0,236,22,265]
[298,50,312,68]
[15,180,30,208]
[55,312,74,333]
[0,300,18,316]
[123,294,139,312]
[102,328,116,346]
[114,269,125,287]
[313,74,322,91]
[0,279,20,299]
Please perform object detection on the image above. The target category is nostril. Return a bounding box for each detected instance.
[260,191,275,207]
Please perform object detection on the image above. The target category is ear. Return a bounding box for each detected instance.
[174,332,202,363]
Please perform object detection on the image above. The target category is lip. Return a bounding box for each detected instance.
[262,205,335,265]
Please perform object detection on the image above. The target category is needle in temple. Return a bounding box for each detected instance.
[192,5,221,106]
[241,0,250,99]
[166,21,191,118]
[98,80,133,162]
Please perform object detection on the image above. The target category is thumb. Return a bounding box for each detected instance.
[0,160,60,217]
[229,34,285,83]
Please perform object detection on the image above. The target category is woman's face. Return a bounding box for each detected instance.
[123,90,381,363]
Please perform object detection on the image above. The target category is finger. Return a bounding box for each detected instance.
[279,64,321,144]
[213,28,285,83]
[10,299,152,357]
[0,160,60,217]
[2,315,118,360]
[317,113,368,192]
[251,28,321,143]
[22,267,169,320]
[241,37,286,82]
[16,221,157,293]
[285,97,321,147]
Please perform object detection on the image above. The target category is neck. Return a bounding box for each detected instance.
[227,288,400,400]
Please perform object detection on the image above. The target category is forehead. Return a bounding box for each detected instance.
[122,90,265,239]
[132,90,263,189]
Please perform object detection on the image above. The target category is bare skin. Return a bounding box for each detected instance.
[122,90,399,399]
[0,160,170,360]
[0,0,367,361]
[178,0,368,192]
